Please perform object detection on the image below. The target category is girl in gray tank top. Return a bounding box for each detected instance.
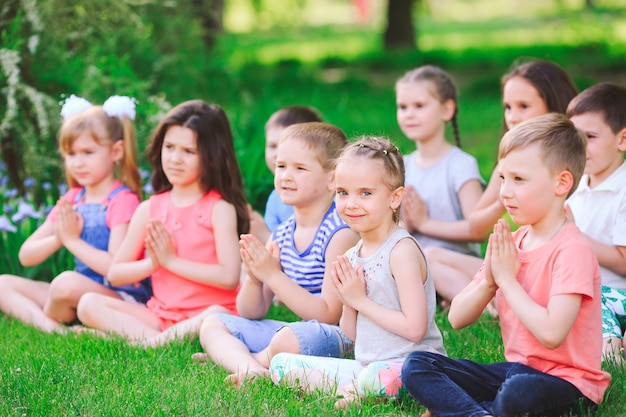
[269,137,446,410]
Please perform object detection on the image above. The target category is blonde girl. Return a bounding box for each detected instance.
[77,100,249,347]
[269,137,446,410]
[0,95,149,332]
[417,60,578,307]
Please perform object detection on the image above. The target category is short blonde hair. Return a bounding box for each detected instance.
[498,113,586,198]
[279,122,348,172]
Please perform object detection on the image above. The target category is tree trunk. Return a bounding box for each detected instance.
[383,0,416,50]
[191,0,224,49]
[1,130,25,195]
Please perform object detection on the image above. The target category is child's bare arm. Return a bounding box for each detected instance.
[338,305,357,342]
[18,220,62,266]
[267,228,358,323]
[108,201,154,286]
[336,239,430,341]
[468,170,506,240]
[587,240,626,276]
[147,200,241,290]
[56,199,126,277]
[490,219,582,349]
[424,178,485,242]
[235,273,275,319]
[448,233,498,329]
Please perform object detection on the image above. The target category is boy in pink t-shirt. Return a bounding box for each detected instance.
[401,113,611,417]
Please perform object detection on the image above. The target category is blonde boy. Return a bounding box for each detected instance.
[196,122,359,386]
[402,113,610,417]
[249,106,323,243]
[566,83,626,361]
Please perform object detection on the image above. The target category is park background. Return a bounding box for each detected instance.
[1,0,625,415]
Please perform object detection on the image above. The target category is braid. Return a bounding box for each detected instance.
[451,112,461,149]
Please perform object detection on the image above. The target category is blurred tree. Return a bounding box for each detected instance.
[0,0,59,196]
[191,0,224,48]
[384,0,417,49]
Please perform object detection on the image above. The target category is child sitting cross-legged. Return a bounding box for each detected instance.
[194,122,359,386]
[401,113,611,417]
[269,136,446,410]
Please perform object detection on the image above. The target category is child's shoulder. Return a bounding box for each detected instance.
[447,146,480,165]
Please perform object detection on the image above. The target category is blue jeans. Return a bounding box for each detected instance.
[400,351,596,417]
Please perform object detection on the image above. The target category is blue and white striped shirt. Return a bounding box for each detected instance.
[272,202,348,295]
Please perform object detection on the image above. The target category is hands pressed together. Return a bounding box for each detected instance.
[401,186,428,233]
[145,220,176,270]
[331,255,367,310]
[54,200,83,244]
[483,219,521,291]
[239,234,281,285]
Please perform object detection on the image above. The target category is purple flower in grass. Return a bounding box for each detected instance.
[11,201,41,224]
[0,215,17,232]
[23,178,35,188]
[5,188,18,199]
[3,204,13,214]
[58,183,69,196]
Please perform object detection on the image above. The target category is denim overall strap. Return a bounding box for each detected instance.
[72,185,129,284]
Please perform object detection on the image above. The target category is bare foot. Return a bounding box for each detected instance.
[421,410,433,417]
[225,368,270,389]
[70,325,106,337]
[191,352,211,363]
[334,386,360,410]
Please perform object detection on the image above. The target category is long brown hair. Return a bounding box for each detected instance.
[147,100,250,235]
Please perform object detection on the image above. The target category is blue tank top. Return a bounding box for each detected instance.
[73,186,152,303]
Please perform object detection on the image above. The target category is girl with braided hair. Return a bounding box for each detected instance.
[397,65,485,261]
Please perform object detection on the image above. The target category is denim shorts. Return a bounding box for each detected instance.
[218,314,353,358]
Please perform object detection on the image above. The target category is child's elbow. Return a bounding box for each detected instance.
[538,333,566,350]
[18,253,35,267]
[405,327,427,343]
[106,267,123,286]
[223,279,239,291]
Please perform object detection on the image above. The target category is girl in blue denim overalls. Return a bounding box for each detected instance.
[0,95,150,333]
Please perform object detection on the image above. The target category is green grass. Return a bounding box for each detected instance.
[1,308,624,417]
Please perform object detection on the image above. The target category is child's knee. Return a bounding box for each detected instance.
[0,274,15,292]
[199,314,229,346]
[75,292,106,324]
[48,271,89,304]
[267,327,300,358]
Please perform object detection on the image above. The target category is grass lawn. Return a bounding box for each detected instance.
[1,307,624,416]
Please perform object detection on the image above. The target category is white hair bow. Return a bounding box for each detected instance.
[60,95,137,120]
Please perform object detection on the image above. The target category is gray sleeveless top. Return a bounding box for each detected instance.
[350,228,447,364]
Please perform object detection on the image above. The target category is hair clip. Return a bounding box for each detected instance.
[60,95,93,119]
[359,143,365,148]
[382,149,388,155]
[103,96,137,120]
